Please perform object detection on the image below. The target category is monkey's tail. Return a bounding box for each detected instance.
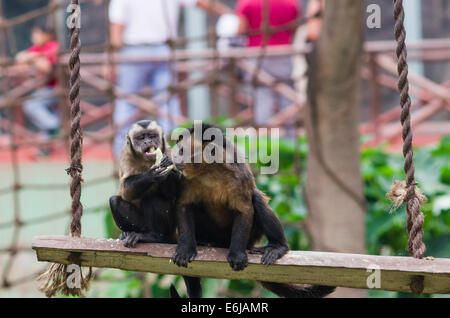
[252,189,335,298]
[260,282,335,298]
[169,277,202,298]
[170,284,181,298]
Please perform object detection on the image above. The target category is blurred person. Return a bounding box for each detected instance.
[15,19,60,150]
[235,0,301,126]
[292,0,324,106]
[108,0,230,157]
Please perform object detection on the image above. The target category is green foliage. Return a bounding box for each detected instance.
[100,136,450,298]
[363,137,450,258]
[363,138,450,298]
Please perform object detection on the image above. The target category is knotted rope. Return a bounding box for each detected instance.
[37,0,91,297]
[387,0,427,295]
[66,0,83,238]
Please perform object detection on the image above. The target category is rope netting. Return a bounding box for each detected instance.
[0,0,312,295]
[0,0,448,296]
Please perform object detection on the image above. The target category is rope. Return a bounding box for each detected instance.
[66,5,83,236]
[388,0,427,296]
[0,0,442,296]
[37,0,91,297]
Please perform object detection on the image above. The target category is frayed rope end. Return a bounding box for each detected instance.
[36,263,92,298]
[386,180,427,214]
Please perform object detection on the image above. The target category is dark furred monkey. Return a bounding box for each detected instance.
[172,124,335,298]
[109,120,202,298]
[110,120,176,246]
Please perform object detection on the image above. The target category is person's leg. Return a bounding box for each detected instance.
[113,98,139,157]
[145,44,181,135]
[23,87,60,135]
[267,56,294,110]
[254,86,275,126]
[262,56,296,136]
[292,25,309,106]
[113,49,151,157]
[244,58,276,126]
[150,62,181,135]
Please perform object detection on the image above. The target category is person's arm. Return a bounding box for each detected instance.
[33,56,52,74]
[108,0,127,49]
[103,23,123,81]
[16,50,51,75]
[236,15,248,35]
[306,0,324,42]
[110,23,125,49]
[234,0,249,35]
[15,50,34,64]
[196,0,231,16]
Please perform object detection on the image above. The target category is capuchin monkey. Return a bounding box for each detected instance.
[171,123,335,298]
[109,120,202,298]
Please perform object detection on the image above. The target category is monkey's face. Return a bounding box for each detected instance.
[128,121,165,163]
[173,135,200,176]
[173,125,226,178]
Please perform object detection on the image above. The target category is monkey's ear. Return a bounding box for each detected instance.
[127,135,137,157]
[161,136,167,154]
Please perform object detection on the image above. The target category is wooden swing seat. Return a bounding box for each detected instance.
[32,235,450,295]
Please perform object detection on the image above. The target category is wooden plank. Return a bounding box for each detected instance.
[32,236,450,295]
[52,39,450,66]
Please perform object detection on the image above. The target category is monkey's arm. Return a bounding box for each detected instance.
[122,159,173,200]
[173,205,198,267]
[227,209,253,271]
[250,189,289,265]
[110,195,167,247]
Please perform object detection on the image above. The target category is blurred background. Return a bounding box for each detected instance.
[0,0,449,298]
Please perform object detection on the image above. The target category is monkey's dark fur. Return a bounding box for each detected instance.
[172,124,335,298]
[109,120,202,298]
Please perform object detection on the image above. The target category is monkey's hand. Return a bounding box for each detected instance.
[227,251,248,271]
[147,164,172,182]
[250,245,288,266]
[173,244,197,268]
[158,155,173,169]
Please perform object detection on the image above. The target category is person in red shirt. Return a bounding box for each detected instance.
[236,0,300,47]
[16,19,60,147]
[235,0,301,126]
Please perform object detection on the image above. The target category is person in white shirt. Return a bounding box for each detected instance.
[109,0,230,157]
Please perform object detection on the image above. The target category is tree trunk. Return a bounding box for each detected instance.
[304,0,367,298]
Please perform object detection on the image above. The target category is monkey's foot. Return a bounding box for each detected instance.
[250,245,288,266]
[173,246,197,268]
[121,232,143,248]
[227,251,248,271]
[119,232,129,240]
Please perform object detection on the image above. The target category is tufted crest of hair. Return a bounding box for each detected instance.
[186,124,227,147]
[175,124,247,183]
[182,123,242,163]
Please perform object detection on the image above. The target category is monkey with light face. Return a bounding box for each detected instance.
[109,120,202,298]
[109,120,178,247]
